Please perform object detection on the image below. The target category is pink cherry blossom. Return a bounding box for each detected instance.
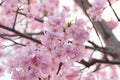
[87,0,107,21]
[0,0,98,80]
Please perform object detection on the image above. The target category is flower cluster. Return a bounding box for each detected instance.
[0,0,59,27]
[8,12,89,80]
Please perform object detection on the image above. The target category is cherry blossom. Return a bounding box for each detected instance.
[0,0,120,80]
[87,0,106,21]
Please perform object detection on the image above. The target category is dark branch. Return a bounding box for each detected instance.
[13,8,19,29]
[0,1,3,6]
[0,24,42,45]
[107,0,120,21]
[88,41,100,48]
[0,36,26,46]
[17,11,44,23]
[80,58,120,67]
[56,62,63,75]
[85,45,114,56]
[0,31,44,37]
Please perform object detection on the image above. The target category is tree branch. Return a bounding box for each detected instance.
[0,31,44,37]
[85,45,114,56]
[17,11,44,23]
[80,58,120,67]
[0,36,26,46]
[12,8,19,29]
[107,0,120,21]
[56,62,63,75]
[0,24,43,45]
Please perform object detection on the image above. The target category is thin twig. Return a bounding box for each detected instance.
[13,8,19,29]
[80,58,120,68]
[56,62,63,75]
[17,11,44,23]
[0,31,44,37]
[107,0,120,21]
[85,45,114,57]
[0,36,26,46]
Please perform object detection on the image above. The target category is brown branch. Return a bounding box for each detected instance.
[0,24,43,45]
[88,41,100,48]
[80,58,120,67]
[85,40,116,57]
[56,62,63,75]
[0,31,44,37]
[85,45,114,57]
[0,36,26,46]
[13,8,19,29]
[17,11,44,23]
